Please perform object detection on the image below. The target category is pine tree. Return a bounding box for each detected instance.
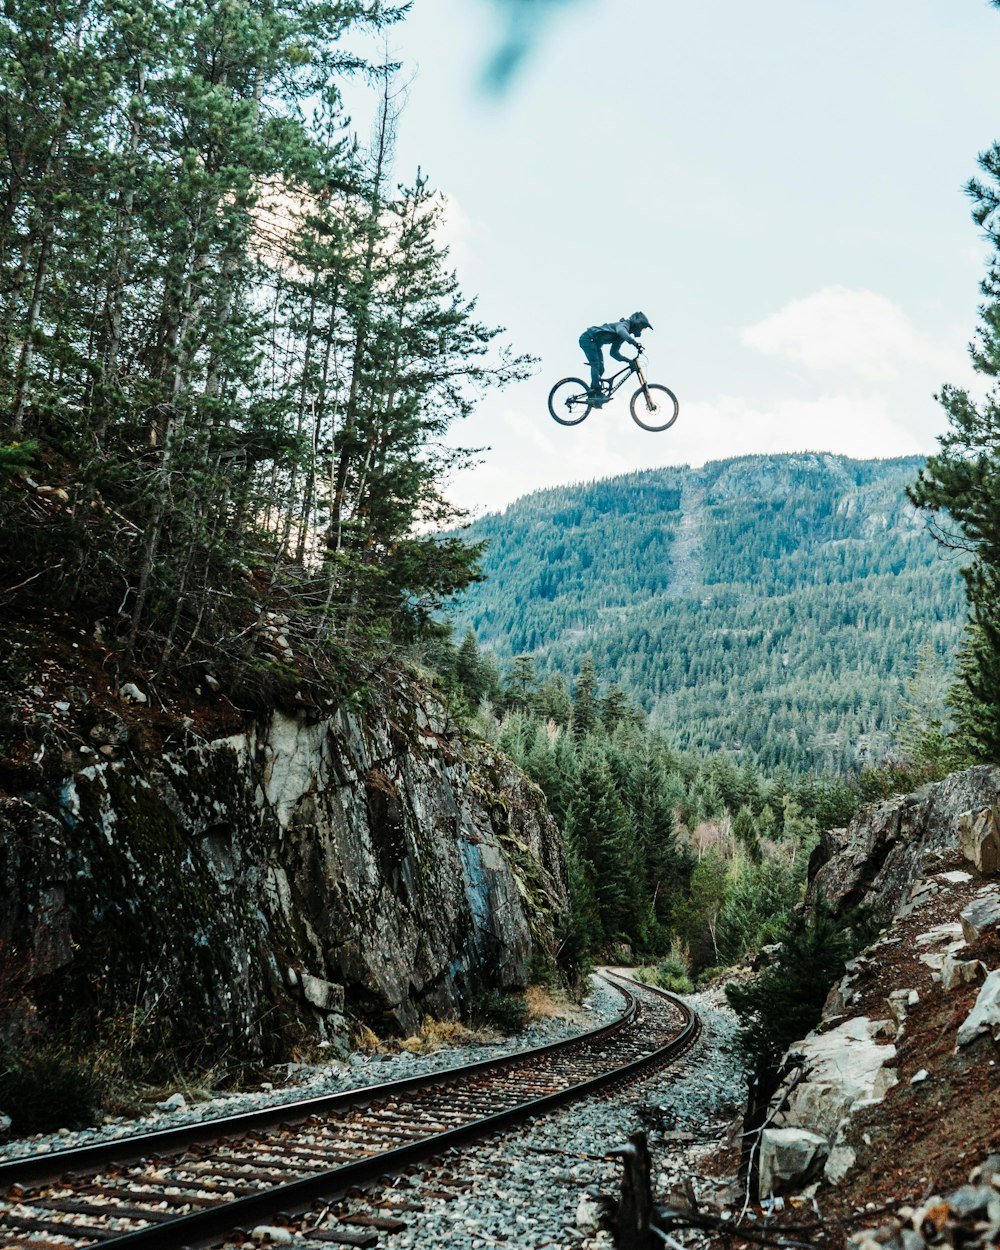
[908,116,1000,762]
[1,2,532,680]
[566,745,653,953]
[676,849,728,965]
[504,654,537,711]
[732,805,762,863]
[571,653,599,739]
[533,674,572,727]
[456,627,488,706]
[623,740,692,943]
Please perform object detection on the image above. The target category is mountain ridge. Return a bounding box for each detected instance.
[451,452,966,771]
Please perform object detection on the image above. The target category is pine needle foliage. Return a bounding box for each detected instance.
[909,113,1000,763]
[0,1,531,694]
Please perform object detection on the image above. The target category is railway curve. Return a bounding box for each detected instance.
[0,974,700,1249]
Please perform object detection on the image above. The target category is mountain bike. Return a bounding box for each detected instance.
[547,351,679,432]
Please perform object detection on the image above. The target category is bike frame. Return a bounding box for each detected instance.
[596,355,645,397]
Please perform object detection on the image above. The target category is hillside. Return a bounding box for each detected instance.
[452,453,967,771]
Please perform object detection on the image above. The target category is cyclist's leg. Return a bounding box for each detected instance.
[578,333,605,398]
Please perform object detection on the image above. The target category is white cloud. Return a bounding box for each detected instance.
[435,191,477,265]
[742,286,962,381]
[448,405,637,516]
[673,393,926,463]
[447,389,929,517]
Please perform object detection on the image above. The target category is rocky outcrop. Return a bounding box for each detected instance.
[956,970,1000,1048]
[759,1128,829,1197]
[757,1017,898,1196]
[754,767,1000,1203]
[806,766,1000,922]
[848,1156,1000,1250]
[0,699,568,1066]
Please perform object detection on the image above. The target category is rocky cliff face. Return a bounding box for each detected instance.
[0,694,568,1069]
[754,765,1000,1210]
[806,765,1000,921]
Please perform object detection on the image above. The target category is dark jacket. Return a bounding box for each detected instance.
[581,320,641,350]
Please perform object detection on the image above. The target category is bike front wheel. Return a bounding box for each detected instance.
[630,382,679,432]
[548,377,592,426]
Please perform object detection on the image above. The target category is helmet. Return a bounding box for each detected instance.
[628,311,653,333]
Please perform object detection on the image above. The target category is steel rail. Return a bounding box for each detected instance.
[2,978,700,1250]
[0,978,639,1189]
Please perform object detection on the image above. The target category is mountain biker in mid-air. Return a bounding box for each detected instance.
[579,312,653,404]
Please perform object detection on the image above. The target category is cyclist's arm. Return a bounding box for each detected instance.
[612,320,641,349]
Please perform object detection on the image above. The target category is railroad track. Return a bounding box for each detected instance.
[0,974,699,1249]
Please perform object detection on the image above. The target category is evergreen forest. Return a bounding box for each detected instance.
[0,0,527,702]
[4,0,1000,1011]
[449,453,967,772]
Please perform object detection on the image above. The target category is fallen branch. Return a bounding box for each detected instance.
[3,563,64,594]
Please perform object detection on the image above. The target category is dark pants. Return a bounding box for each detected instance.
[579,332,627,392]
[579,332,604,392]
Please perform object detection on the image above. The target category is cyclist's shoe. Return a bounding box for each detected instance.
[587,391,607,406]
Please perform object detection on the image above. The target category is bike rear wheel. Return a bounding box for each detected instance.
[548,377,592,426]
[630,382,679,432]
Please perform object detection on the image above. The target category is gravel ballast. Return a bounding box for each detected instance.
[0,980,626,1161]
[365,985,745,1250]
[1,978,746,1249]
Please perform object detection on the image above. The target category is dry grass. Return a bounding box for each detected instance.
[349,1022,382,1054]
[349,1017,485,1056]
[350,983,575,1059]
[398,1018,484,1054]
[524,984,574,1022]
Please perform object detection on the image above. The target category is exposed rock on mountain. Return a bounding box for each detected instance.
[0,694,568,1067]
[806,766,1000,922]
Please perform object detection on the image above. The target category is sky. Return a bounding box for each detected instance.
[345,0,1000,517]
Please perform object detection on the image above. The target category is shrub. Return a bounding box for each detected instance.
[470,990,529,1035]
[652,957,693,995]
[0,1050,99,1133]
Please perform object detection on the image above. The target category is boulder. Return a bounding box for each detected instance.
[937,869,974,886]
[888,988,919,1023]
[759,1128,829,1198]
[941,953,986,992]
[958,806,1000,876]
[960,888,1000,943]
[915,921,964,947]
[771,1017,898,1148]
[825,1143,858,1185]
[823,971,858,1018]
[299,972,344,1015]
[869,1018,898,1040]
[575,1191,606,1233]
[956,969,1000,1048]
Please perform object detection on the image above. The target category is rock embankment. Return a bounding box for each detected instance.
[0,695,568,1064]
[749,766,1000,1231]
[848,1155,1000,1250]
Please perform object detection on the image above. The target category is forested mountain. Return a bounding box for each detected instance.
[451,453,967,771]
